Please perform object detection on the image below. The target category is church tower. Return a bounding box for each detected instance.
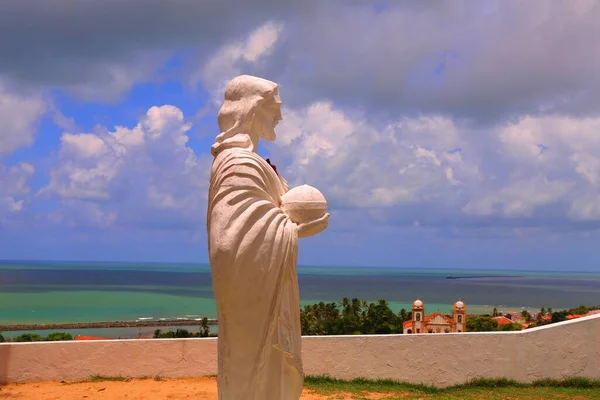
[412,297,424,334]
[453,298,466,332]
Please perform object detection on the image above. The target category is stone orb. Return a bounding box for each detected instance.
[281,184,328,224]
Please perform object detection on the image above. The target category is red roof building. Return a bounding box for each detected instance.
[493,316,513,326]
[73,335,111,340]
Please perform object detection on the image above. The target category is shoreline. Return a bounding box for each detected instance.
[0,318,217,332]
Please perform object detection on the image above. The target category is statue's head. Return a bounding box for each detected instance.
[217,75,282,142]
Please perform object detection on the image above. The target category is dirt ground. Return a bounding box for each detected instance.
[0,377,368,400]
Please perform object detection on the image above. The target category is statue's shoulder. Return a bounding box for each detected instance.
[214,148,266,168]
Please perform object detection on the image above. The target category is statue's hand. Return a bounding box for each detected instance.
[297,213,330,238]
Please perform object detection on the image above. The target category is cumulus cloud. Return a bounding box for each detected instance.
[192,21,284,102]
[271,102,477,211]
[40,105,211,229]
[487,114,600,221]
[0,82,45,219]
[267,100,600,228]
[0,81,46,155]
[463,176,574,217]
[0,162,35,219]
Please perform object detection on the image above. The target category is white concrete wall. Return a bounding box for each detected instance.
[1,314,598,387]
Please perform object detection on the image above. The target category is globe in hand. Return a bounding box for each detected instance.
[281,184,328,224]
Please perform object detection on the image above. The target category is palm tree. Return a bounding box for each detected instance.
[199,317,210,337]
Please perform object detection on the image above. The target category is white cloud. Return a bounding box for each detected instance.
[40,105,210,229]
[498,115,600,165]
[463,176,574,217]
[454,115,600,223]
[192,21,284,101]
[490,115,600,220]
[571,153,600,186]
[569,194,600,221]
[0,162,35,218]
[0,82,44,219]
[0,81,46,156]
[271,102,475,210]
[267,101,600,228]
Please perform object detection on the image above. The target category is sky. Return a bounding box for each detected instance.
[1,0,600,270]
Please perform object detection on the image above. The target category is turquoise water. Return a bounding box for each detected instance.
[1,260,599,338]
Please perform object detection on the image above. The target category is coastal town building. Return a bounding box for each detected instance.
[566,309,600,320]
[505,312,525,323]
[493,316,513,326]
[403,298,466,334]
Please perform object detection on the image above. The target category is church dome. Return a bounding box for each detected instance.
[455,300,465,309]
[413,299,423,307]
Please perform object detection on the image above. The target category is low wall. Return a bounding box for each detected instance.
[1,314,598,387]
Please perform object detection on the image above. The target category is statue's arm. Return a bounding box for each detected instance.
[211,152,329,239]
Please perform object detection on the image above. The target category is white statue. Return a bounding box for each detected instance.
[207,75,330,399]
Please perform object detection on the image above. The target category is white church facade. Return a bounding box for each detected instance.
[403,298,466,334]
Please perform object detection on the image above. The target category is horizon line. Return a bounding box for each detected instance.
[0,258,599,274]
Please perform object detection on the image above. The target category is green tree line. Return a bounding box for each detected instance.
[1,332,74,342]
[153,317,214,338]
[301,298,411,335]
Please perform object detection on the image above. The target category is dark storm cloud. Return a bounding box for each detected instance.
[0,0,318,99]
[2,1,598,120]
[271,0,600,122]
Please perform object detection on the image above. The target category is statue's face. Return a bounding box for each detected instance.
[254,92,282,142]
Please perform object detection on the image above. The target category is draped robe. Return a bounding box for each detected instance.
[207,146,303,400]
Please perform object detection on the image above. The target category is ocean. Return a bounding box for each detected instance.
[1,260,599,339]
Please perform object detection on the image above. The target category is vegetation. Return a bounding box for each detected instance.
[529,304,600,328]
[152,318,213,338]
[153,328,194,338]
[87,375,130,382]
[0,331,74,342]
[12,332,71,342]
[199,317,211,337]
[304,375,600,399]
[14,333,43,342]
[46,332,74,341]
[466,315,522,332]
[300,297,411,335]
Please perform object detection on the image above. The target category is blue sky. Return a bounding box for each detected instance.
[1,1,600,270]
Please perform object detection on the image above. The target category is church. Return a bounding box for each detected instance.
[403,298,466,334]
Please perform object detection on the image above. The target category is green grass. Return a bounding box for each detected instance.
[85,375,131,383]
[66,374,600,399]
[303,375,600,399]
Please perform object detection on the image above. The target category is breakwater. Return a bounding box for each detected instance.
[0,319,217,332]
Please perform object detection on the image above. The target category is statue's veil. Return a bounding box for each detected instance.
[211,75,278,156]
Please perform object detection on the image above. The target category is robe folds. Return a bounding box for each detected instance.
[207,147,303,400]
